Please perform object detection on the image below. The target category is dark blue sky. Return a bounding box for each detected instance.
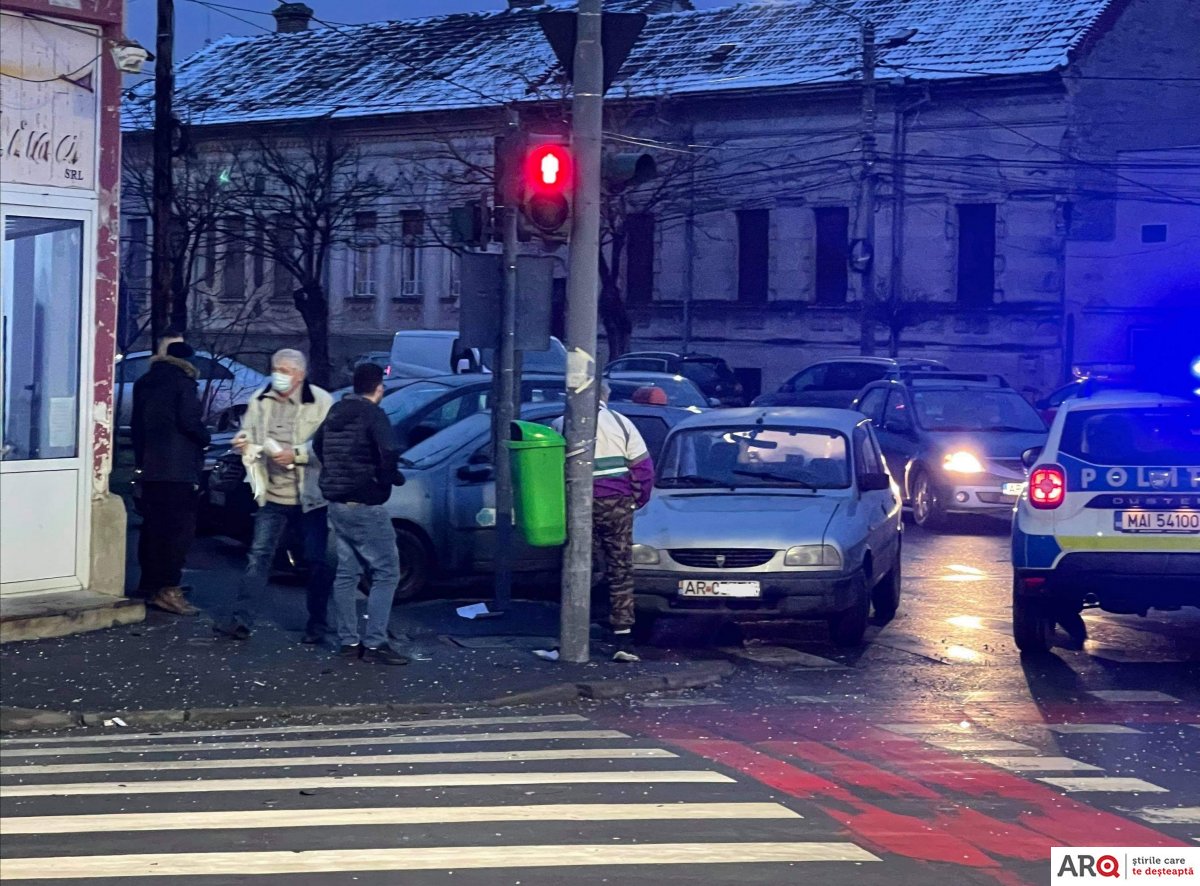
[127,0,734,64]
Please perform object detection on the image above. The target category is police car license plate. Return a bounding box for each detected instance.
[1001,482,1024,497]
[1115,510,1200,533]
[678,580,761,598]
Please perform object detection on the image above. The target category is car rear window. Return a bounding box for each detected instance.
[1059,406,1200,466]
[659,425,850,489]
[679,358,734,385]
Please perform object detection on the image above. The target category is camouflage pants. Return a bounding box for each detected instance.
[593,495,636,629]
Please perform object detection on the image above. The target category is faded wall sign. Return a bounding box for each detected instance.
[0,12,99,189]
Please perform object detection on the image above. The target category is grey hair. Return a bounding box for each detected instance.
[272,348,307,373]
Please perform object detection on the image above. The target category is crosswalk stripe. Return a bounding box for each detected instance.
[0,729,629,759]
[1126,806,1200,825]
[1045,724,1145,734]
[1039,776,1169,793]
[0,770,734,798]
[926,738,1039,753]
[0,714,588,748]
[978,756,1103,772]
[0,801,800,835]
[0,842,881,878]
[1087,690,1180,703]
[0,747,677,777]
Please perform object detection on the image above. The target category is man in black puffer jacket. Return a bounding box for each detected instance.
[131,336,211,615]
[312,363,408,665]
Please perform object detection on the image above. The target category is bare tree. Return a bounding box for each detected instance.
[223,132,395,387]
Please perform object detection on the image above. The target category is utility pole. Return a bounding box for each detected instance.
[856,18,878,357]
[150,0,175,345]
[560,0,604,663]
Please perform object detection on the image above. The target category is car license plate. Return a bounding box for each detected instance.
[678,580,761,598]
[1115,510,1200,533]
[1001,482,1024,497]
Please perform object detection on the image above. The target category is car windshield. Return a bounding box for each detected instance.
[658,425,850,489]
[608,376,707,408]
[1059,406,1200,466]
[912,389,1045,432]
[482,339,567,374]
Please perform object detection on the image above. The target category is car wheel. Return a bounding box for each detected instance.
[911,468,950,531]
[871,550,902,621]
[829,577,869,647]
[393,525,432,602]
[1012,577,1054,654]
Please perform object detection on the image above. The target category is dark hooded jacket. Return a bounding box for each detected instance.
[130,355,211,483]
[312,394,404,505]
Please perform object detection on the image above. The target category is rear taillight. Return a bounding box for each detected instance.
[1029,465,1066,509]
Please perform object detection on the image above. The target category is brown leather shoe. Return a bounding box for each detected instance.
[149,587,199,616]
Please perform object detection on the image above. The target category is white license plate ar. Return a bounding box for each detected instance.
[678,580,761,598]
[1115,510,1200,533]
[1001,482,1024,497]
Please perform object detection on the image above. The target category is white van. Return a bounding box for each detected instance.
[388,330,568,377]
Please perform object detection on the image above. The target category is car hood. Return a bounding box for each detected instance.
[634,491,843,548]
[926,430,1047,459]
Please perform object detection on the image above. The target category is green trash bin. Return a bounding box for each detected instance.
[507,420,567,547]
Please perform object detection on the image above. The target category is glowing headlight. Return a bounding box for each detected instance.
[631,544,660,565]
[784,545,841,568]
[943,451,985,474]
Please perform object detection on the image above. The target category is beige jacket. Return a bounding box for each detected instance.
[240,381,333,512]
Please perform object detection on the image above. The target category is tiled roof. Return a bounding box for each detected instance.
[123,0,1120,131]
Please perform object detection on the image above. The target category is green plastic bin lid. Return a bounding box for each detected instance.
[507,420,565,448]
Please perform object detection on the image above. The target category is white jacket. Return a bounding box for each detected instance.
[240,381,332,512]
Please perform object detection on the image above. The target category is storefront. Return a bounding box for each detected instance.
[1,0,132,633]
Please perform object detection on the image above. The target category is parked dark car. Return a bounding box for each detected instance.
[605,352,744,406]
[853,372,1048,530]
[754,357,948,409]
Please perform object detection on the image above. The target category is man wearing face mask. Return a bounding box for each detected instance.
[213,349,334,643]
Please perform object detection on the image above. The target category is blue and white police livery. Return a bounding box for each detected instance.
[1011,388,1200,653]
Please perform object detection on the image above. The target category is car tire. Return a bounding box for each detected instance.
[911,468,950,531]
[1012,577,1054,654]
[393,525,432,603]
[871,550,902,621]
[829,577,869,647]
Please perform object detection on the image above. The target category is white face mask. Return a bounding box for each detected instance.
[271,371,295,394]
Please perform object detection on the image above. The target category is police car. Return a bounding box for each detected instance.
[1011,383,1200,653]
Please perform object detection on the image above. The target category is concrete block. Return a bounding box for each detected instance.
[88,493,128,597]
[486,683,582,707]
[0,591,144,644]
[80,710,186,728]
[0,706,78,733]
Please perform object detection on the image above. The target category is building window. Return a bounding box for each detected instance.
[736,208,769,304]
[252,228,265,289]
[221,217,245,301]
[626,212,654,305]
[352,211,377,298]
[272,216,295,303]
[399,209,424,299]
[956,203,996,306]
[124,217,150,310]
[199,227,217,287]
[1141,224,1167,243]
[813,206,849,304]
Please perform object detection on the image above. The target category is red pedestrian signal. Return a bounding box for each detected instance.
[521,139,572,240]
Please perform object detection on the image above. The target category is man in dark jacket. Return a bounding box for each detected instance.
[130,337,211,615]
[312,363,407,665]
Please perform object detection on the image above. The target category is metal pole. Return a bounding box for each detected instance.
[682,124,696,353]
[492,198,520,614]
[560,0,604,663]
[889,90,908,358]
[150,0,175,344]
[858,19,878,356]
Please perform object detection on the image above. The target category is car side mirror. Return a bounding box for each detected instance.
[1021,446,1044,469]
[457,463,494,483]
[859,472,891,492]
[707,397,721,408]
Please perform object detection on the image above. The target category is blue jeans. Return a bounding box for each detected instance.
[224,503,333,632]
[328,502,400,649]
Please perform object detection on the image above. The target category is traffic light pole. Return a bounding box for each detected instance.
[857,19,879,357]
[560,0,605,663]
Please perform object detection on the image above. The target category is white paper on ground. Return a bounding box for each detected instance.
[456,603,490,620]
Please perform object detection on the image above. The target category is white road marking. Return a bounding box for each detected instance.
[0,801,800,835]
[0,842,881,878]
[1039,777,1168,793]
[0,714,588,747]
[0,770,734,798]
[1045,724,1145,735]
[636,698,726,708]
[1087,690,1180,703]
[0,747,678,777]
[926,739,1040,754]
[879,723,972,736]
[1125,806,1200,825]
[979,756,1102,773]
[0,729,629,759]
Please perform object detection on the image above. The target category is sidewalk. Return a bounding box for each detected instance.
[0,574,733,732]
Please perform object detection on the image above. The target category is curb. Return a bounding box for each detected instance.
[0,663,735,734]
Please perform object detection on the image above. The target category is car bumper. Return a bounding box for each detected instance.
[633,569,859,617]
[1016,552,1200,612]
[935,475,1022,516]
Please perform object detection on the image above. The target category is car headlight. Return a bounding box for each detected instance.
[631,544,660,565]
[943,450,985,474]
[784,545,841,568]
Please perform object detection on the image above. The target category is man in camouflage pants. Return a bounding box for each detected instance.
[557,382,654,661]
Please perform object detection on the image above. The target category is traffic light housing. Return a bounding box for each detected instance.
[520,136,573,242]
[602,152,657,191]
